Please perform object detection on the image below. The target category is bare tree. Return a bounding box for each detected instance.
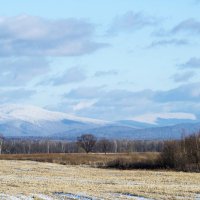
[98,139,112,154]
[77,134,97,153]
[0,134,4,154]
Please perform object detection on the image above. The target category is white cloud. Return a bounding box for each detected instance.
[149,39,189,48]
[0,57,50,86]
[171,71,195,83]
[131,112,196,125]
[0,89,35,103]
[94,70,118,77]
[0,15,108,56]
[179,57,200,69]
[107,11,158,35]
[62,83,200,120]
[73,100,96,111]
[172,18,200,35]
[51,67,87,85]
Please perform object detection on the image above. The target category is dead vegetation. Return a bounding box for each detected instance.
[161,132,200,172]
[0,160,199,200]
[0,152,159,167]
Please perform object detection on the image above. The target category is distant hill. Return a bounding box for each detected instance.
[0,104,199,140]
[57,123,200,140]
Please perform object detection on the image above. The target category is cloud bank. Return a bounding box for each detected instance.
[61,82,200,120]
[107,11,158,35]
[0,15,108,56]
[0,57,50,86]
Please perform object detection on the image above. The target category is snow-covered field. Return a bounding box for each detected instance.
[0,160,199,200]
[0,194,53,200]
[0,193,200,200]
[0,193,155,200]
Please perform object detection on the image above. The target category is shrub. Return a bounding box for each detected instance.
[160,132,200,172]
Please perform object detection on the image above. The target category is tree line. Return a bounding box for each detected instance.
[0,132,200,172]
[0,134,164,154]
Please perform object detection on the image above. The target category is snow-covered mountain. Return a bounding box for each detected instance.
[0,104,108,138]
[0,104,107,125]
[0,104,199,140]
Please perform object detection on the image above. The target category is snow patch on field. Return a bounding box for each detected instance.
[112,193,154,200]
[0,194,54,200]
[54,192,100,200]
[196,194,200,200]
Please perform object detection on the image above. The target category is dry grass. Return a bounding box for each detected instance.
[0,152,159,167]
[0,160,199,200]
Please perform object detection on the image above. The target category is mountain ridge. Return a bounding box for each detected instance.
[0,104,199,140]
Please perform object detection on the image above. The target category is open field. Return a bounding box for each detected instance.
[0,152,159,166]
[0,160,200,200]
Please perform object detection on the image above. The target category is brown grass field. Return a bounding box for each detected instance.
[0,152,159,166]
[0,153,199,200]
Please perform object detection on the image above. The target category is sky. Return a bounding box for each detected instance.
[1,0,200,122]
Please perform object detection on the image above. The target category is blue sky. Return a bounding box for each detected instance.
[1,0,200,122]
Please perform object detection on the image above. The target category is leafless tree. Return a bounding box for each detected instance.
[77,134,97,153]
[98,139,112,154]
[0,134,4,154]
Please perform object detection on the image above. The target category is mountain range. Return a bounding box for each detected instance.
[0,104,199,140]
